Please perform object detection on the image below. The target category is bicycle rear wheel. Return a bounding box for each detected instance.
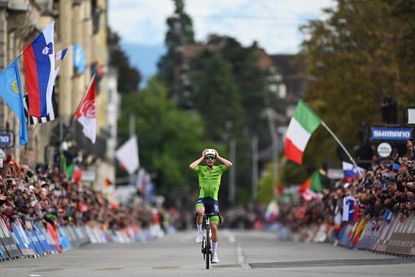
[205,227,210,269]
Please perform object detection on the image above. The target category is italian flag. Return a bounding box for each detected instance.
[285,100,321,165]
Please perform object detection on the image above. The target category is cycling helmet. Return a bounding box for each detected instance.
[204,149,217,159]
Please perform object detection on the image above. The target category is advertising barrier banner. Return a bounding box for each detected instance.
[384,214,415,255]
[11,222,36,256]
[58,228,72,251]
[27,229,44,255]
[0,218,21,258]
[33,223,52,253]
[0,221,10,259]
[64,227,79,248]
[75,226,90,246]
[285,211,415,257]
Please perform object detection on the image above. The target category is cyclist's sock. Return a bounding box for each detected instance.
[196,224,202,233]
[212,242,218,254]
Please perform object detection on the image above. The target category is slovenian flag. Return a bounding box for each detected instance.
[342,162,364,178]
[23,22,55,118]
[55,48,68,61]
[284,100,321,164]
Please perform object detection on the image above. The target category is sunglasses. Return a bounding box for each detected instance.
[205,156,216,161]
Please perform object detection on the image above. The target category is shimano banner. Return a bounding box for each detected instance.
[371,127,413,141]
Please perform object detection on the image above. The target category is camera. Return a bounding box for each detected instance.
[6,178,13,187]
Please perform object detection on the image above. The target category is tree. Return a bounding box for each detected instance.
[391,0,415,105]
[118,78,213,204]
[191,51,243,142]
[220,38,270,135]
[108,29,141,93]
[158,0,195,106]
[298,0,408,166]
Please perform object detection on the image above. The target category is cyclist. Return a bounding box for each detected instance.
[189,148,232,264]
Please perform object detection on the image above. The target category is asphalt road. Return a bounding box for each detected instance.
[1,230,415,277]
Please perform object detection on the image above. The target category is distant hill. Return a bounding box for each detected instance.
[121,42,166,87]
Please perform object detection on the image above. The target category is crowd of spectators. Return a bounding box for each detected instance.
[0,155,164,233]
[277,139,415,232]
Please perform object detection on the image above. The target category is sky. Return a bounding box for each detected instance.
[108,0,335,54]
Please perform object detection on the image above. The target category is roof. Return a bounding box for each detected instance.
[270,54,304,77]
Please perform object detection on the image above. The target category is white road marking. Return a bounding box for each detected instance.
[236,245,244,264]
[236,244,251,270]
[225,230,250,270]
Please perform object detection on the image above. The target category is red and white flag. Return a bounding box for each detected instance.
[76,76,96,144]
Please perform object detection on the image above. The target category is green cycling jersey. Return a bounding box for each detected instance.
[195,165,228,200]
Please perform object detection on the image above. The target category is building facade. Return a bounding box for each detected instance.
[0,0,118,186]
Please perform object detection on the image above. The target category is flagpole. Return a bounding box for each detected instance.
[320,120,362,175]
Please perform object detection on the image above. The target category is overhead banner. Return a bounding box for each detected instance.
[371,127,413,141]
[326,169,344,179]
[0,131,14,147]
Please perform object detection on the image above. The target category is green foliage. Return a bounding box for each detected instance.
[190,37,270,137]
[391,0,415,104]
[107,29,141,93]
[298,0,415,166]
[118,79,212,197]
[279,159,308,187]
[191,52,243,141]
[158,0,195,104]
[220,39,270,134]
[164,0,195,49]
[257,163,274,204]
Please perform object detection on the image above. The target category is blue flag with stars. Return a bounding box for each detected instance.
[0,59,28,145]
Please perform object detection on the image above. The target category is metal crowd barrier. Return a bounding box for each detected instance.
[285,212,415,257]
[0,215,164,262]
